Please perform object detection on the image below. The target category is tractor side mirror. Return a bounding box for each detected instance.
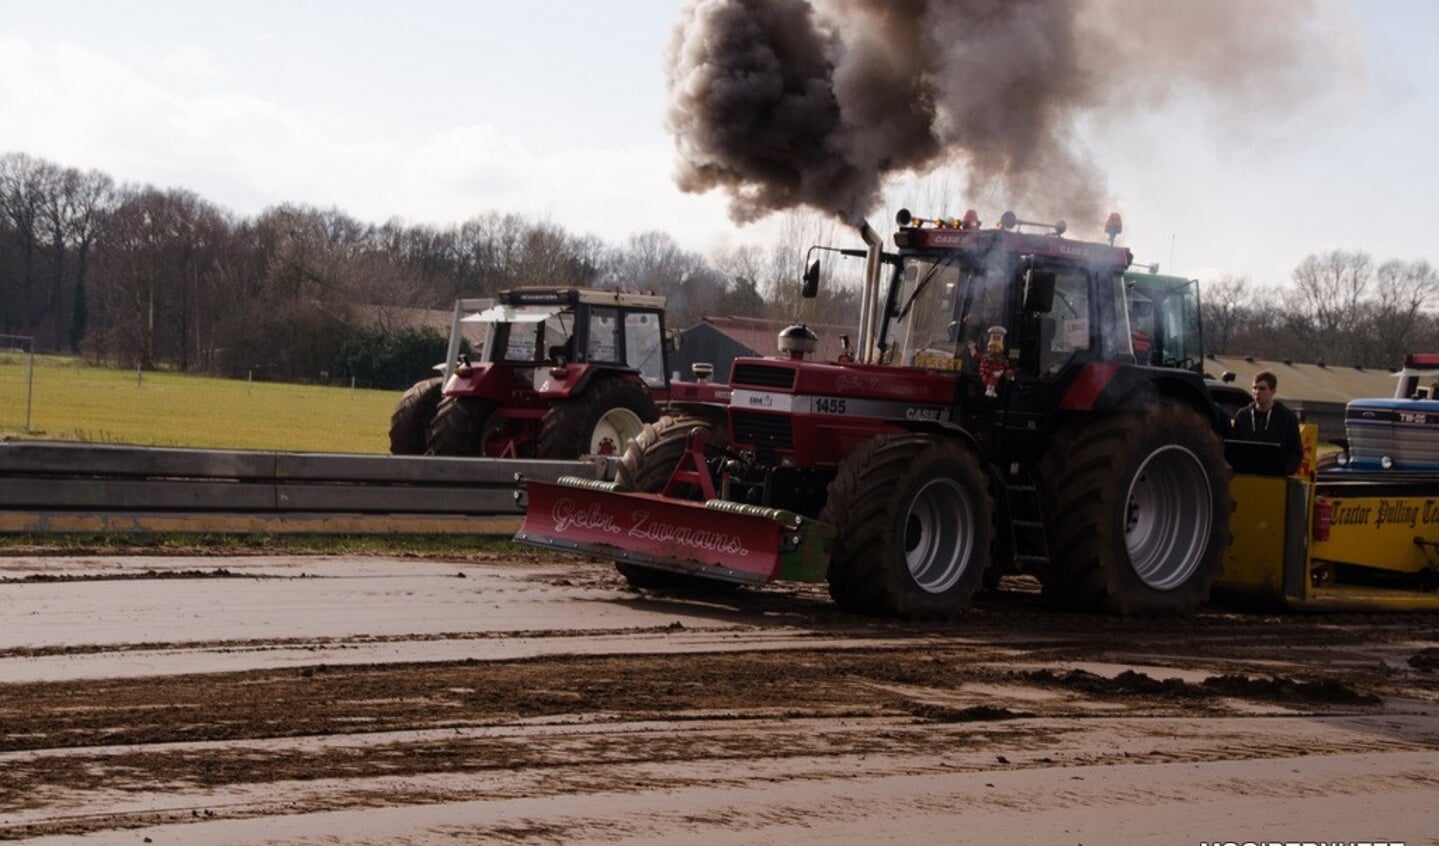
[802,259,821,299]
[1022,270,1056,314]
[666,328,682,352]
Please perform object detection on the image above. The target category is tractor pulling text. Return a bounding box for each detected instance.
[1329,498,1439,530]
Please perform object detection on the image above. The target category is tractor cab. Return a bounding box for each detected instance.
[872,209,1137,391]
[1123,266,1203,374]
[459,288,670,392]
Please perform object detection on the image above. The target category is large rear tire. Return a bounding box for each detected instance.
[426,396,498,457]
[537,376,659,460]
[389,376,443,455]
[1040,400,1233,615]
[820,434,994,619]
[613,411,736,592]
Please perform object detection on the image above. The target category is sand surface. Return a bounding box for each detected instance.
[2,551,1436,844]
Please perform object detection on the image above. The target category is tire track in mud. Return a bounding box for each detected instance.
[7,715,1437,841]
[4,639,1436,840]
[2,556,1438,842]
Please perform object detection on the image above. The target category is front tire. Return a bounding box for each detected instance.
[613,411,735,592]
[426,396,498,457]
[1041,400,1233,615]
[616,411,728,494]
[820,434,994,619]
[389,376,443,455]
[537,376,659,459]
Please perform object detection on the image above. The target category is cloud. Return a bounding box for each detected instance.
[0,36,174,169]
[385,125,742,249]
[0,33,741,252]
[159,45,220,80]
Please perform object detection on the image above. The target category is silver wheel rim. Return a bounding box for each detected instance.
[1124,444,1213,590]
[592,408,645,456]
[903,477,975,594]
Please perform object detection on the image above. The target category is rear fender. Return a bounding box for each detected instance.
[540,364,647,399]
[443,363,518,402]
[1061,364,1225,437]
[514,477,833,584]
[893,418,985,455]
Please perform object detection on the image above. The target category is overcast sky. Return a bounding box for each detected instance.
[2,0,1435,289]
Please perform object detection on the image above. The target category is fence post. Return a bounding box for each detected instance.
[24,347,33,431]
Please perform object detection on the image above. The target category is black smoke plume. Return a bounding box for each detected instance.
[665,0,1342,231]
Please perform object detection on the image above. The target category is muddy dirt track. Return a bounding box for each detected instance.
[2,551,1437,845]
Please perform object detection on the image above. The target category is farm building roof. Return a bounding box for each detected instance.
[687,316,855,361]
[1204,355,1399,404]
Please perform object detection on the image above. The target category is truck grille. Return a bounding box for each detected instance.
[732,411,794,452]
[732,363,795,389]
[1346,404,1439,468]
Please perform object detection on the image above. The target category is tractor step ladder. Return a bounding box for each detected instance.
[1004,466,1051,573]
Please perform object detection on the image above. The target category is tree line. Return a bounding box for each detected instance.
[3,150,1435,388]
[1200,252,1439,371]
[0,152,860,388]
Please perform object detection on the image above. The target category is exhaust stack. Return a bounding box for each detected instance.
[855,220,883,364]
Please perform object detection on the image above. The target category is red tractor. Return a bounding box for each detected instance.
[389,288,689,460]
[516,210,1236,618]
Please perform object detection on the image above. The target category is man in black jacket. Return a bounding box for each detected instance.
[1233,370,1303,475]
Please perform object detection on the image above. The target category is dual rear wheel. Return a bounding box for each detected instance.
[824,401,1231,618]
[1039,400,1233,615]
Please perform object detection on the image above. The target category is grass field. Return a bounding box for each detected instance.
[0,353,399,453]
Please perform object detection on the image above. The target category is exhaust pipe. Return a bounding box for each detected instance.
[855,220,883,364]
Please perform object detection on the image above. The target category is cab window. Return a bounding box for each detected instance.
[625,311,665,386]
[502,325,539,362]
[1038,269,1093,376]
[588,307,620,363]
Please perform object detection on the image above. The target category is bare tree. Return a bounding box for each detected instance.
[760,209,853,324]
[88,188,167,368]
[87,187,230,370]
[709,244,769,318]
[1199,274,1250,355]
[39,167,116,351]
[0,153,53,336]
[1363,259,1438,368]
[453,212,530,297]
[607,231,701,294]
[1287,250,1373,366]
[508,221,592,289]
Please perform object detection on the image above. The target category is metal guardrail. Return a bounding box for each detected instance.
[0,442,599,535]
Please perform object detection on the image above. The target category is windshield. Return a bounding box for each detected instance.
[493,310,575,364]
[1125,275,1201,371]
[885,252,1121,381]
[887,255,1006,371]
